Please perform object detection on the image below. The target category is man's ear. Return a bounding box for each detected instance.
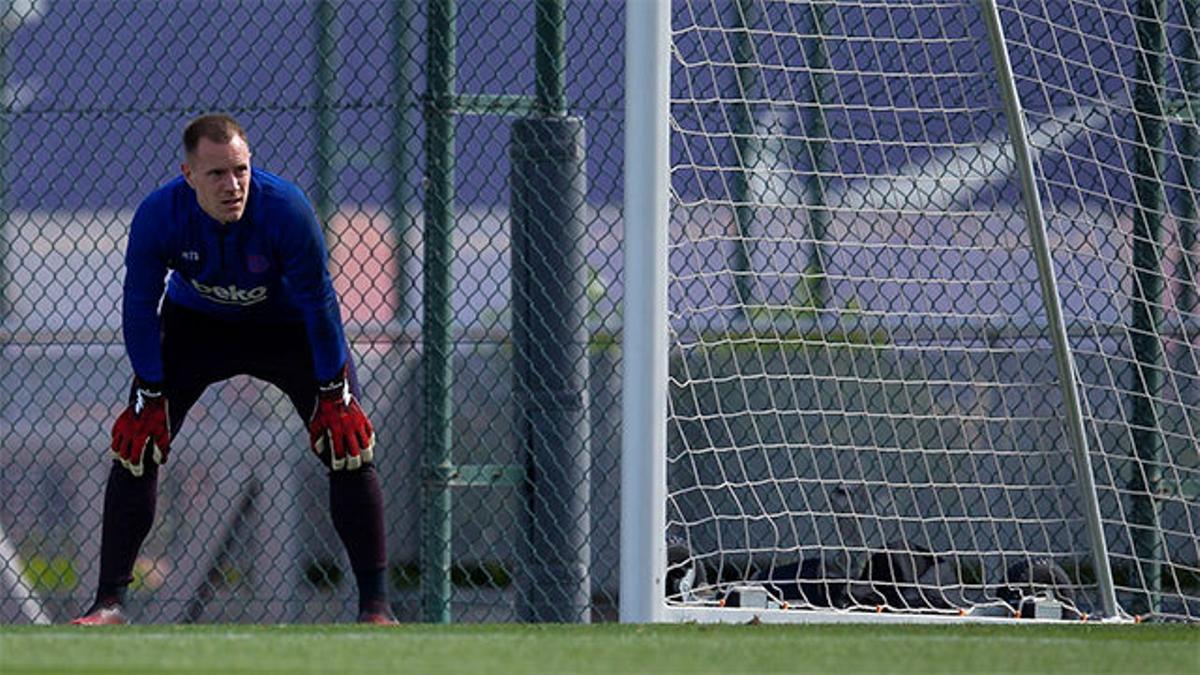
[180,162,194,188]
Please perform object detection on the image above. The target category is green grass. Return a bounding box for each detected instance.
[1,623,1196,674]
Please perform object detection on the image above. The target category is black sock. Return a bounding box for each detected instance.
[94,583,128,608]
[354,569,390,614]
[328,464,390,610]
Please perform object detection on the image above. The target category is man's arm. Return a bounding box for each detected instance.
[276,186,349,383]
[122,198,169,385]
[276,185,373,470]
[113,195,172,475]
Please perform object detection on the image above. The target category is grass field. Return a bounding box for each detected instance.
[1,623,1196,674]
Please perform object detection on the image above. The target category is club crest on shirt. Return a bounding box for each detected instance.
[247,254,270,274]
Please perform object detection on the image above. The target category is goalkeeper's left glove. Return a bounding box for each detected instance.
[308,365,375,471]
[111,380,170,477]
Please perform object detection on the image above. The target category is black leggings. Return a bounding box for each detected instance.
[96,301,387,609]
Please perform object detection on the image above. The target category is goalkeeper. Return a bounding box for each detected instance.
[72,113,396,625]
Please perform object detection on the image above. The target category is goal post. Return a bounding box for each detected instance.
[620,0,672,624]
[622,0,1200,624]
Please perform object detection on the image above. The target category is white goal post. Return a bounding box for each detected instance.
[622,0,1200,623]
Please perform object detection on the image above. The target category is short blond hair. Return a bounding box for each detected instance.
[183,114,248,155]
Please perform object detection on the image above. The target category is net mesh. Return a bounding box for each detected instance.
[665,0,1198,620]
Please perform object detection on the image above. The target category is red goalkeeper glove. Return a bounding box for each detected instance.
[308,366,375,471]
[111,381,170,477]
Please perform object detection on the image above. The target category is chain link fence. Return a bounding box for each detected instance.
[3,0,1198,626]
[0,0,624,623]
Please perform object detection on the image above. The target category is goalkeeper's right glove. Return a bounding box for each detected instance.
[111,380,170,477]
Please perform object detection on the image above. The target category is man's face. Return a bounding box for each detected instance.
[182,136,252,223]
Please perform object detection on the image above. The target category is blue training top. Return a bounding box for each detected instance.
[122,167,348,384]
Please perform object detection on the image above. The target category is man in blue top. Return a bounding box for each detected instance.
[72,113,396,625]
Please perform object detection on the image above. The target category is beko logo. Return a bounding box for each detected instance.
[190,279,268,305]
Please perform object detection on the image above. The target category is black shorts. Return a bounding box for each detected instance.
[139,300,359,436]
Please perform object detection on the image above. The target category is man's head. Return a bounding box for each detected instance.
[181,114,251,223]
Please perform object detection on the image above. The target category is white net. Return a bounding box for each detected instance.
[664,0,1198,620]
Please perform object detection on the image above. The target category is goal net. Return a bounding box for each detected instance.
[624,0,1199,622]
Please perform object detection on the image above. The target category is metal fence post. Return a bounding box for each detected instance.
[1178,0,1199,317]
[534,0,566,116]
[802,1,830,311]
[1129,0,1168,618]
[511,116,591,623]
[0,18,9,321]
[421,0,457,624]
[730,0,757,320]
[392,0,417,327]
[314,0,337,233]
[508,0,591,624]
